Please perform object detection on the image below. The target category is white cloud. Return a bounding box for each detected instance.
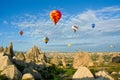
[0,33,2,36]
[3,20,8,24]
[96,6,120,13]
[12,40,30,43]
[10,6,120,50]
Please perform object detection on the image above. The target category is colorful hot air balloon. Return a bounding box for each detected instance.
[91,23,95,28]
[19,31,23,36]
[50,10,62,25]
[43,37,49,44]
[110,45,113,48]
[67,43,72,47]
[72,26,78,32]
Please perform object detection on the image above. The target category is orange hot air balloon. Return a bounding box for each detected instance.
[19,31,23,36]
[50,10,62,25]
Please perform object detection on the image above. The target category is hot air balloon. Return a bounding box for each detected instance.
[19,31,23,36]
[50,10,62,25]
[43,37,49,44]
[67,43,72,47]
[91,23,95,28]
[110,45,113,48]
[72,26,78,32]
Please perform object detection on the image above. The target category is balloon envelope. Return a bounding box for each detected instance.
[110,45,113,48]
[92,24,95,28]
[43,37,49,44]
[67,43,72,47]
[50,10,62,25]
[72,26,78,32]
[19,31,23,36]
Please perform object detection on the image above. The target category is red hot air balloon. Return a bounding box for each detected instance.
[19,31,23,36]
[50,10,62,25]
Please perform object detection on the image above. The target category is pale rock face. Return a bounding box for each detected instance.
[22,73,35,80]
[25,45,47,63]
[6,42,14,57]
[3,47,8,53]
[61,57,66,68]
[0,42,14,57]
[97,55,104,63]
[1,65,22,80]
[0,47,4,52]
[72,66,94,80]
[14,52,25,61]
[95,71,114,80]
[111,72,117,75]
[73,52,94,69]
[50,54,60,66]
[0,53,13,71]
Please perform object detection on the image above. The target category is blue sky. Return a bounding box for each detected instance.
[0,0,120,52]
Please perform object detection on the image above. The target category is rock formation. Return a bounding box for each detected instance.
[50,54,60,66]
[97,55,104,65]
[61,56,66,68]
[1,65,22,80]
[0,53,13,71]
[111,55,120,63]
[73,52,94,69]
[0,44,49,80]
[72,66,94,80]
[6,42,14,57]
[95,71,114,80]
[14,52,25,61]
[3,47,8,53]
[1,42,15,57]
[22,73,35,80]
[0,47,4,52]
[25,45,47,63]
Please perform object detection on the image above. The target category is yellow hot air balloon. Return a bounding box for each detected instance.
[110,45,113,48]
[67,43,72,47]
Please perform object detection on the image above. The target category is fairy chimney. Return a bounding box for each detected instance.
[25,45,47,63]
[73,52,94,69]
[61,56,66,68]
[6,42,14,57]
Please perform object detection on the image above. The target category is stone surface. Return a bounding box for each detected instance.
[14,52,25,61]
[50,54,60,66]
[111,56,120,63]
[0,47,4,53]
[6,42,14,57]
[95,71,114,80]
[73,52,94,69]
[25,45,47,63]
[61,57,66,68]
[97,55,104,63]
[22,73,35,80]
[0,53,13,71]
[1,65,22,80]
[72,66,94,80]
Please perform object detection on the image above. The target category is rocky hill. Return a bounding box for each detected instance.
[0,42,120,80]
